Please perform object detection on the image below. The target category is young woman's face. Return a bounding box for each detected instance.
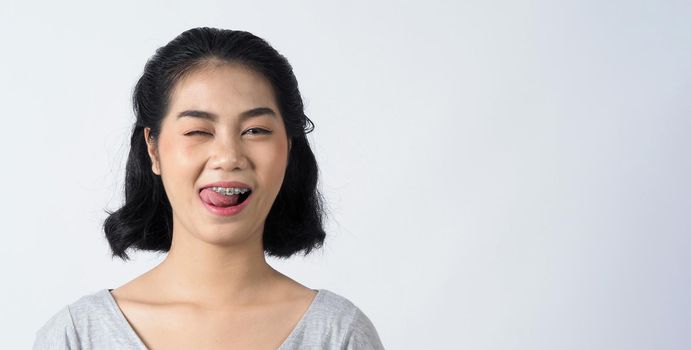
[144,63,291,248]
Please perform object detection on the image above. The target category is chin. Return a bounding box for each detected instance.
[194,224,258,246]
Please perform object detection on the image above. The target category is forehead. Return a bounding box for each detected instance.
[167,63,279,120]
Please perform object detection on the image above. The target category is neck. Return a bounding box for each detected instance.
[148,223,280,309]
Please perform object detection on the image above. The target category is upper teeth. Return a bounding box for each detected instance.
[210,187,250,195]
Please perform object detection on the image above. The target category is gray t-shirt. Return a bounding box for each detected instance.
[33,288,385,349]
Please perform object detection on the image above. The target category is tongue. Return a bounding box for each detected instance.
[200,188,240,207]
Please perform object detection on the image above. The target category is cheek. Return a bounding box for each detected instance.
[250,140,289,185]
[162,136,204,166]
[159,139,199,189]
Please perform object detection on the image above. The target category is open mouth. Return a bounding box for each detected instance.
[236,190,251,205]
[199,188,253,208]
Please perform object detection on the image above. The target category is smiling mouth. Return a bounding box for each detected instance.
[198,187,254,216]
[199,187,253,207]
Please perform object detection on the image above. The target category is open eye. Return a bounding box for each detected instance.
[243,128,272,136]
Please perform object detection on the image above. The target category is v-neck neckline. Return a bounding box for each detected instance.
[102,288,325,350]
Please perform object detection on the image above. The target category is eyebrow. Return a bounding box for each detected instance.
[176,107,277,122]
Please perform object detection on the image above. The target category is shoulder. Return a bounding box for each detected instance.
[64,288,114,321]
[32,304,79,350]
[32,289,133,350]
[342,306,386,350]
[32,289,109,350]
[282,289,385,349]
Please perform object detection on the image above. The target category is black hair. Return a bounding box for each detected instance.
[103,27,326,260]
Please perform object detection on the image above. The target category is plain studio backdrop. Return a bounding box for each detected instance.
[1,0,689,349]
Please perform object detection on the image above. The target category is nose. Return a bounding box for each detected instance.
[209,134,249,171]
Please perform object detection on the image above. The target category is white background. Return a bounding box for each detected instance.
[2,1,690,349]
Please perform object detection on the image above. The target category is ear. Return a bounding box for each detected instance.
[144,127,161,175]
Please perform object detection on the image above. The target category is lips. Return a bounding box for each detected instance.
[199,189,253,216]
[197,181,254,216]
[200,189,243,207]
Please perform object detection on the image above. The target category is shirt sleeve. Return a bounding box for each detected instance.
[32,305,81,350]
[344,308,385,350]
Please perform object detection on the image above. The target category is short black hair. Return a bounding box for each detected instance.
[103,27,326,261]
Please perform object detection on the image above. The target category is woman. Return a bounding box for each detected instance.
[33,27,384,350]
